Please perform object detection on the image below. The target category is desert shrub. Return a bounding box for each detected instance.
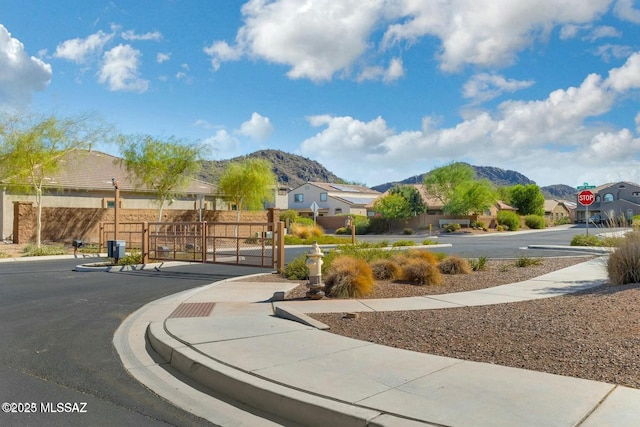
[607,231,640,285]
[403,228,415,235]
[438,256,471,274]
[571,234,604,247]
[334,244,395,263]
[553,217,572,226]
[0,251,10,258]
[294,217,316,226]
[515,255,542,267]
[335,227,348,235]
[497,211,520,231]
[370,259,403,280]
[401,258,442,286]
[290,223,324,239]
[445,223,461,233]
[404,249,440,264]
[496,225,508,231]
[22,244,66,257]
[116,251,143,266]
[633,215,640,229]
[392,240,416,247]
[324,256,374,298]
[471,220,485,229]
[280,209,300,225]
[524,215,546,229]
[352,215,370,235]
[468,256,488,271]
[421,239,437,245]
[282,254,308,280]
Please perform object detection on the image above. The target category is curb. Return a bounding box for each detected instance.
[146,322,429,427]
[273,305,330,330]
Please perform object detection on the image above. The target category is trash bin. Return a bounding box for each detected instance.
[107,240,126,258]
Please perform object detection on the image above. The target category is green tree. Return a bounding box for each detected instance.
[217,158,277,222]
[373,193,413,231]
[389,185,428,214]
[509,184,545,216]
[423,162,475,206]
[444,179,497,215]
[0,112,109,247]
[118,135,205,221]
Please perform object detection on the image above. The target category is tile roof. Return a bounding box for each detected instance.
[16,149,215,194]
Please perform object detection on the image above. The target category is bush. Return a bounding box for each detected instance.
[445,223,461,233]
[421,239,438,245]
[392,240,416,247]
[290,223,324,239]
[553,217,572,226]
[497,211,520,231]
[403,228,415,235]
[515,255,542,267]
[367,216,389,234]
[496,225,508,232]
[401,258,442,286]
[633,215,640,229]
[282,254,308,280]
[471,220,485,229]
[22,244,66,257]
[608,231,640,285]
[116,251,143,266]
[294,217,316,226]
[335,227,348,235]
[468,256,488,271]
[370,259,402,280]
[438,256,471,274]
[280,209,300,225]
[324,256,374,298]
[571,234,604,247]
[524,215,546,229]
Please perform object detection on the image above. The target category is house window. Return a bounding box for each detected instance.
[106,200,115,208]
[335,208,342,214]
[603,193,614,202]
[294,193,304,203]
[633,192,640,197]
[320,192,327,202]
[278,189,287,195]
[595,195,600,202]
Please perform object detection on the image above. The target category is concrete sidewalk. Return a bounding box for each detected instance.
[128,257,640,426]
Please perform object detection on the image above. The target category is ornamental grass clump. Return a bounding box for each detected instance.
[607,231,640,285]
[370,258,402,281]
[324,256,374,298]
[401,258,442,286]
[438,256,471,275]
[289,223,324,239]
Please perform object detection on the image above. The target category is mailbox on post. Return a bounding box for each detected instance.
[107,240,126,259]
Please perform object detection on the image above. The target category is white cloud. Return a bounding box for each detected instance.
[237,112,274,141]
[98,44,149,92]
[593,44,635,61]
[121,30,162,41]
[299,56,640,187]
[585,25,622,42]
[0,25,52,104]
[463,73,535,103]
[614,0,640,24]
[605,51,640,92]
[202,129,240,158]
[357,58,404,82]
[54,30,114,63]
[156,52,171,63]
[208,0,613,81]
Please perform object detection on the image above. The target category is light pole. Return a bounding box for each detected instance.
[112,178,120,240]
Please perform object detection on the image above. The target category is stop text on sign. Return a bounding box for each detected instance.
[578,190,595,206]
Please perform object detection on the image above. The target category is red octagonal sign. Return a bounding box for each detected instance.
[578,190,595,206]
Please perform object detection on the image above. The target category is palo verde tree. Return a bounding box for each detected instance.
[217,158,277,222]
[118,135,205,221]
[444,179,497,215]
[0,112,109,247]
[423,162,476,206]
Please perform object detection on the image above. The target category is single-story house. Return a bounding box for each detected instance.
[287,182,382,217]
[0,149,220,240]
[544,199,574,223]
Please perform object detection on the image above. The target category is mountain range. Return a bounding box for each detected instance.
[199,149,577,200]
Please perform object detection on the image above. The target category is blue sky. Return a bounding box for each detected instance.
[1,1,640,188]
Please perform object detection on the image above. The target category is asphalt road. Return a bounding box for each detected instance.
[0,259,269,426]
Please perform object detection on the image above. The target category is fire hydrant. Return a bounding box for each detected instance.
[305,242,325,299]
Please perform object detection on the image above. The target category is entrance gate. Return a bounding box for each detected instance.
[100,221,284,270]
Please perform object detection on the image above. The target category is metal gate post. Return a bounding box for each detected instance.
[142,221,149,264]
[201,221,207,263]
[276,221,285,271]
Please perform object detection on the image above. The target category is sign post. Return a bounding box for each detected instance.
[310,201,319,225]
[577,183,595,235]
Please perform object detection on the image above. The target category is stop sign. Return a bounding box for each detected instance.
[578,190,595,206]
